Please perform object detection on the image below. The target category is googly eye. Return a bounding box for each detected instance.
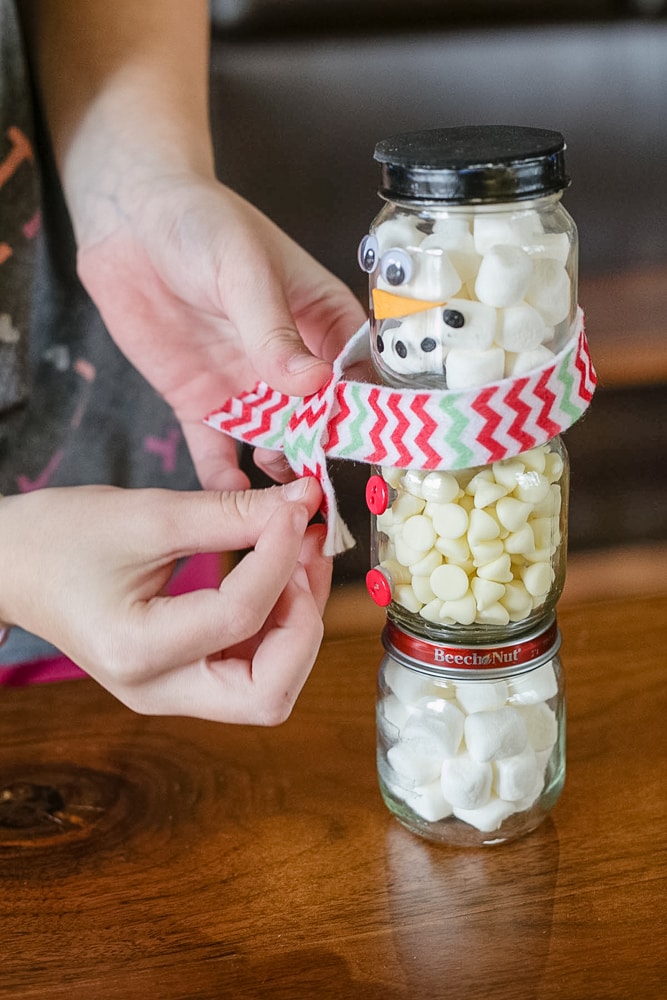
[380,248,413,287]
[358,234,379,273]
[421,338,437,353]
[443,308,465,329]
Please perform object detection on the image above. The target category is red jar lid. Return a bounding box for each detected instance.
[383,616,560,675]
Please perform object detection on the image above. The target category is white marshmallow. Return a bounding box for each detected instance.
[518,702,558,752]
[496,303,549,352]
[387,744,441,786]
[441,753,493,810]
[439,298,497,350]
[402,779,454,822]
[383,657,439,705]
[524,230,571,266]
[524,257,571,326]
[445,347,505,389]
[504,345,555,377]
[472,213,540,255]
[474,245,533,308]
[375,216,423,253]
[494,748,540,801]
[464,707,529,762]
[422,226,481,286]
[508,660,558,705]
[455,680,509,714]
[453,796,517,833]
[402,698,465,758]
[408,247,463,300]
[378,693,411,734]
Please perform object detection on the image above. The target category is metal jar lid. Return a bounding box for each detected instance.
[382,615,561,680]
[373,125,570,204]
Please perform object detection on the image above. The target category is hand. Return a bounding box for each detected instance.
[0,478,331,723]
[76,176,366,490]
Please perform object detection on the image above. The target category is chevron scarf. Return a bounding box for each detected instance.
[205,308,596,556]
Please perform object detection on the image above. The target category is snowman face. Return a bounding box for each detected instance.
[375,313,445,376]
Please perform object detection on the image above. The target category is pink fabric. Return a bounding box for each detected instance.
[0,552,223,688]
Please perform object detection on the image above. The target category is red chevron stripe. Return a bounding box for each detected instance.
[388,393,412,466]
[366,387,388,464]
[471,386,506,461]
[574,332,597,402]
[326,384,349,453]
[533,368,561,439]
[503,378,537,452]
[245,387,293,441]
[411,393,440,468]
[208,382,272,434]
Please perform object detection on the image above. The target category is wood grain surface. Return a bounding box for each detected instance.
[1,593,666,999]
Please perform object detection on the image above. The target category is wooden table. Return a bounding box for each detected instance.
[1,592,666,999]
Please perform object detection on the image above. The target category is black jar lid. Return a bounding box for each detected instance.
[373,125,570,204]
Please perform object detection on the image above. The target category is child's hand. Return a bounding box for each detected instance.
[0,478,331,723]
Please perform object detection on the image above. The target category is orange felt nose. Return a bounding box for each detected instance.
[372,287,447,320]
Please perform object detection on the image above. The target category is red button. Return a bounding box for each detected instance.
[366,567,393,607]
[366,474,390,515]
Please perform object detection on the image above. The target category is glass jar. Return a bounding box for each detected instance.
[359,125,578,391]
[361,125,576,642]
[377,616,564,846]
[366,435,569,642]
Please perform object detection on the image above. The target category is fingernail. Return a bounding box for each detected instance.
[282,478,309,501]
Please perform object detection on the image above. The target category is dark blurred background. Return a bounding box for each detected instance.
[207,0,667,590]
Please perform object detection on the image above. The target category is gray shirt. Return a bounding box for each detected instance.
[0,0,198,665]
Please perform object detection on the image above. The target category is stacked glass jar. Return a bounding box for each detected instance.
[360,126,578,846]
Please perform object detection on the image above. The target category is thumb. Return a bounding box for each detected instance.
[227,282,333,398]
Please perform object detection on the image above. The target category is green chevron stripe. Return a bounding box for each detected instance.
[438,394,474,467]
[338,383,367,457]
[557,354,581,422]
[285,429,320,463]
